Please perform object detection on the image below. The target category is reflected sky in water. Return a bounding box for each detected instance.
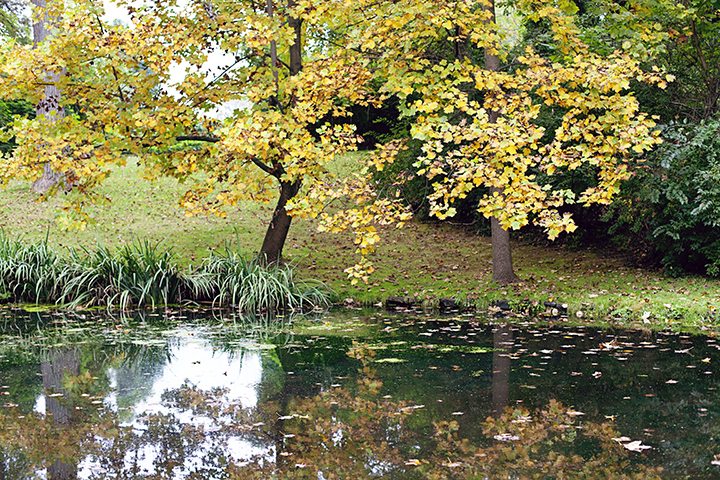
[1,310,720,478]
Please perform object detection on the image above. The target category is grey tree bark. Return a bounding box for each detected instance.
[30,0,65,194]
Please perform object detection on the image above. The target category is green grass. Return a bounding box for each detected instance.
[1,155,719,333]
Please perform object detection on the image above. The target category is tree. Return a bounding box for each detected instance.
[0,0,409,268]
[484,0,519,284]
[350,0,670,283]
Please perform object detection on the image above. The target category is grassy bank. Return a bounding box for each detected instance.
[1,156,719,333]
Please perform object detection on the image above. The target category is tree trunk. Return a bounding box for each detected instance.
[258,0,303,265]
[287,0,302,76]
[259,179,301,264]
[484,0,519,285]
[30,0,64,194]
[490,196,519,284]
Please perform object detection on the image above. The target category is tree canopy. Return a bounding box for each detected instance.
[0,0,410,275]
[0,0,673,283]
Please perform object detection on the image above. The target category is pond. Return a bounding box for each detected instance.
[1,307,719,479]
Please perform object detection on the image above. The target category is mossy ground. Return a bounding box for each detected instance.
[1,155,718,334]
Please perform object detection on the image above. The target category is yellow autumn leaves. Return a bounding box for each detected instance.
[0,0,674,284]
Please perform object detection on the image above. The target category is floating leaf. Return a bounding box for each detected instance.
[623,440,652,452]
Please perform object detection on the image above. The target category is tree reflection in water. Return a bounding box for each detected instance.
[41,348,80,480]
[0,340,662,480]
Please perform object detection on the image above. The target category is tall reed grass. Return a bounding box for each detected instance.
[0,232,331,313]
[198,242,332,312]
[0,231,62,303]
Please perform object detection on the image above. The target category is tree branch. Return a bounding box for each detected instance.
[249,156,274,175]
[176,135,219,142]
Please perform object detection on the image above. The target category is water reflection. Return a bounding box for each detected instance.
[0,309,718,478]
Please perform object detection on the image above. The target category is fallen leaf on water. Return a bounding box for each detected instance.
[405,459,421,466]
[624,440,652,452]
[666,380,678,384]
[702,357,711,363]
[494,433,520,441]
[612,437,631,443]
[400,405,425,412]
[567,411,584,417]
[442,461,462,467]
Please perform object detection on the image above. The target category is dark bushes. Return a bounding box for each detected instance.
[596,118,720,277]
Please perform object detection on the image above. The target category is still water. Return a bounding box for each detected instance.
[1,307,719,479]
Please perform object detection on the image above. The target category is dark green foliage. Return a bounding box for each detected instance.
[316,94,411,149]
[349,99,412,149]
[603,118,720,276]
[0,233,331,312]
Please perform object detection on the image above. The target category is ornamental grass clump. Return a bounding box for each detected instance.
[59,239,207,310]
[0,232,330,313]
[0,232,62,303]
[199,243,332,313]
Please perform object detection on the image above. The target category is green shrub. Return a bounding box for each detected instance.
[0,232,62,303]
[59,239,201,310]
[603,117,720,276]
